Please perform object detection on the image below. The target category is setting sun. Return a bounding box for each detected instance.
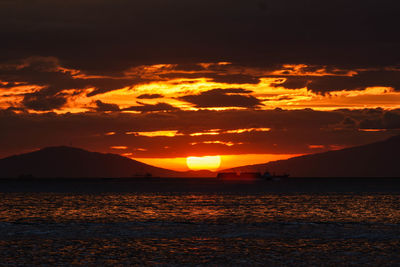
[186,156,221,171]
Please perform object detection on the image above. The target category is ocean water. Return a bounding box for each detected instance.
[1,193,400,266]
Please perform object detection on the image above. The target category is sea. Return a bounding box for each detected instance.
[1,185,400,266]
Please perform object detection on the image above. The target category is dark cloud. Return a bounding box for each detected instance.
[179,88,262,108]
[210,74,261,84]
[158,72,261,85]
[95,100,120,112]
[0,57,145,105]
[272,70,400,93]
[0,57,82,90]
[158,72,209,80]
[172,64,207,72]
[22,91,67,111]
[0,0,399,74]
[137,94,164,99]
[357,110,400,130]
[307,70,400,93]
[1,1,400,108]
[383,111,400,129]
[123,102,180,113]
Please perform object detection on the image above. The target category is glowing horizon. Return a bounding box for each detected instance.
[186,156,221,171]
[132,153,303,172]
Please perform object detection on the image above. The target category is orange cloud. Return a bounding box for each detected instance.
[2,59,400,113]
[128,130,181,137]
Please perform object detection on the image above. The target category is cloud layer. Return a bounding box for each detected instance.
[179,88,263,108]
[1,108,399,159]
[1,0,400,72]
[1,0,400,160]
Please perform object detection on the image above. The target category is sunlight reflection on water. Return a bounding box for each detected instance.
[1,193,400,266]
[1,193,400,223]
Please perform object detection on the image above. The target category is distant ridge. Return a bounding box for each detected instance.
[0,146,214,178]
[227,135,400,177]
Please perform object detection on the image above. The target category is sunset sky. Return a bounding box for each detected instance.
[1,0,400,171]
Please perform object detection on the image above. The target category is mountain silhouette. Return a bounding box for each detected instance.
[227,135,400,177]
[0,146,213,178]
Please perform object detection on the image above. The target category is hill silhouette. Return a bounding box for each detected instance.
[0,146,214,178]
[227,135,400,177]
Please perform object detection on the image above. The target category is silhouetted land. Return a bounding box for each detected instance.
[1,177,400,193]
[228,135,400,177]
[2,136,400,191]
[0,146,214,178]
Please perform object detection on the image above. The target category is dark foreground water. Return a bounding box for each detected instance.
[1,191,400,266]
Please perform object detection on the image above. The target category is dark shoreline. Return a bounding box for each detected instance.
[1,177,400,193]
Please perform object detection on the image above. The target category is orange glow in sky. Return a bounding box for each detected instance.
[1,60,400,169]
[186,156,221,171]
[133,154,302,172]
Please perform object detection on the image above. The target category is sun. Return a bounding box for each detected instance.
[186,156,221,171]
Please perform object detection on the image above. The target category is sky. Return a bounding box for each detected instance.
[1,0,400,170]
